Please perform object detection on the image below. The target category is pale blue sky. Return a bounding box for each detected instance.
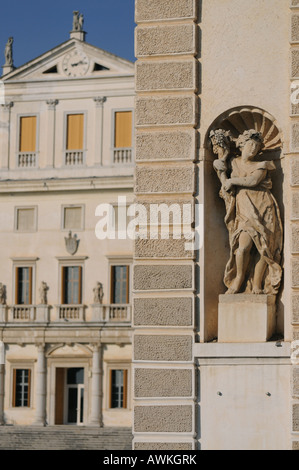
[0,0,136,68]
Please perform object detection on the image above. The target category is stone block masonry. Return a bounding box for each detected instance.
[133,0,199,450]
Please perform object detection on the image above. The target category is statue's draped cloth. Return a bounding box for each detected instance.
[220,158,283,294]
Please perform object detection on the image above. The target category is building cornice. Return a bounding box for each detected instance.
[0,175,134,193]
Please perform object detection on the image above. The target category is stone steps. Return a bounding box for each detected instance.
[0,426,133,450]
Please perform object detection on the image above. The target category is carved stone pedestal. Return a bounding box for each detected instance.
[36,305,50,323]
[218,294,276,343]
[0,306,7,323]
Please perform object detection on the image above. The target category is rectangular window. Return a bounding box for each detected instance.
[63,206,83,230]
[15,267,32,305]
[19,116,37,153]
[111,266,129,304]
[114,111,132,149]
[13,369,31,407]
[61,266,82,304]
[110,369,127,409]
[66,114,84,150]
[15,207,36,232]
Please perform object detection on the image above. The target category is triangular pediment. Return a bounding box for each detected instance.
[2,39,134,81]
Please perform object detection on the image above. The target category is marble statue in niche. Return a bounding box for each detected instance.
[210,128,283,296]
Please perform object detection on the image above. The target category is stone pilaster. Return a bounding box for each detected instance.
[0,364,4,425]
[46,99,59,168]
[89,344,103,426]
[93,97,106,166]
[291,0,299,450]
[133,0,199,450]
[0,102,13,169]
[34,344,47,426]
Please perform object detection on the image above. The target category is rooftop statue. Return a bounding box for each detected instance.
[4,37,13,66]
[73,11,84,31]
[210,128,283,296]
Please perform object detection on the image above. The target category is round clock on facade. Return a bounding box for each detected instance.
[62,51,90,77]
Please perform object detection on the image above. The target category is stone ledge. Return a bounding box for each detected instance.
[194,341,291,359]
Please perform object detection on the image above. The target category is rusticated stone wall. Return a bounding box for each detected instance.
[133,0,198,450]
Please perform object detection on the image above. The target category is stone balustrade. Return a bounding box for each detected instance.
[113,148,133,164]
[0,304,131,324]
[65,150,84,165]
[92,304,131,322]
[17,152,37,168]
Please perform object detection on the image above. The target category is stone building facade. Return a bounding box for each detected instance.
[133,0,297,450]
[0,15,135,429]
[1,1,299,451]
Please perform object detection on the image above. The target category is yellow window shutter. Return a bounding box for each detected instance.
[19,116,37,152]
[67,114,84,150]
[114,111,132,148]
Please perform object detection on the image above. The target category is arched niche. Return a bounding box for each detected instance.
[201,106,284,342]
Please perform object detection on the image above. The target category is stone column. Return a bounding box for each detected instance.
[133,0,198,450]
[89,344,103,426]
[0,102,13,169]
[34,344,47,426]
[46,99,59,168]
[93,97,106,166]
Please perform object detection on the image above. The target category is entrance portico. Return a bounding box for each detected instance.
[47,344,95,427]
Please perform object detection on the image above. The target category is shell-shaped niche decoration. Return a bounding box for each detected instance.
[208,107,282,152]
